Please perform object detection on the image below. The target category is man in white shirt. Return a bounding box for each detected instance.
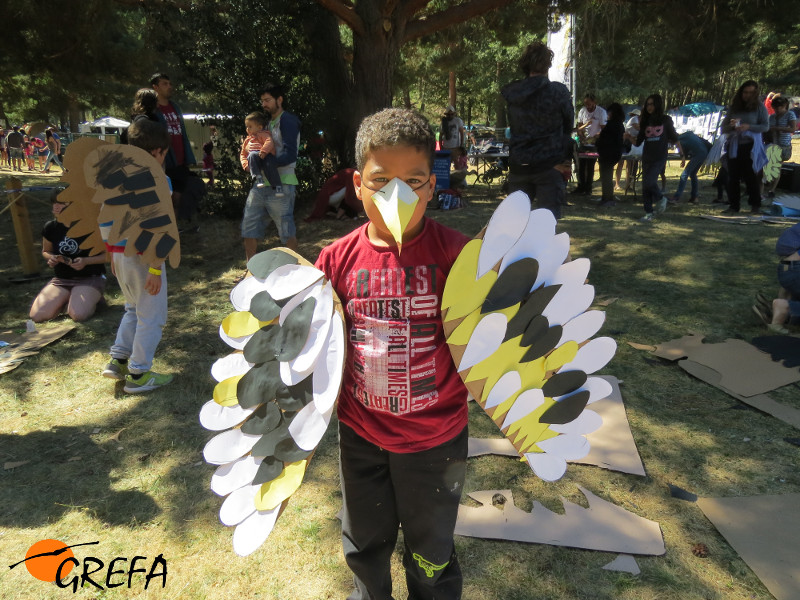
[574,93,607,195]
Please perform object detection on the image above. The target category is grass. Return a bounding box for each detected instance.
[1,156,799,599]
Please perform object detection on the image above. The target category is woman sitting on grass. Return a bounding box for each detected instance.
[29,191,107,322]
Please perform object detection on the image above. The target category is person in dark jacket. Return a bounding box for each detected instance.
[595,103,625,207]
[501,41,574,219]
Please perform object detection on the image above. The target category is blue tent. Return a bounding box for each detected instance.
[670,102,725,117]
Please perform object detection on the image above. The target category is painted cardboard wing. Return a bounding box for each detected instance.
[200,249,345,556]
[443,191,616,481]
[56,138,180,268]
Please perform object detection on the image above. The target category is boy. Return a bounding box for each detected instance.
[239,112,282,195]
[315,108,470,600]
[102,119,174,393]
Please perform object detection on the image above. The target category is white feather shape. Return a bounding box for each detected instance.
[219,483,260,526]
[541,283,595,326]
[211,455,263,497]
[199,400,255,431]
[531,232,570,291]
[278,279,324,326]
[232,507,280,557]
[560,337,617,374]
[525,452,567,482]
[484,371,521,409]
[265,264,323,300]
[459,313,508,370]
[230,276,270,312]
[477,191,531,278]
[537,434,591,460]
[279,283,334,385]
[498,208,557,275]
[203,429,261,465]
[313,312,345,414]
[211,353,252,382]
[582,376,614,405]
[549,410,603,435]
[557,311,606,346]
[500,388,545,429]
[288,401,335,451]
[550,257,591,287]
[218,324,252,351]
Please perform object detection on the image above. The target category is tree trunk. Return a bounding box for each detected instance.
[449,71,456,108]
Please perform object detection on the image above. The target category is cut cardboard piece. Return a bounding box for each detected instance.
[601,554,640,575]
[56,137,110,256]
[649,334,800,397]
[469,376,646,476]
[59,142,180,268]
[697,494,800,600]
[0,325,75,374]
[680,360,800,430]
[455,487,665,556]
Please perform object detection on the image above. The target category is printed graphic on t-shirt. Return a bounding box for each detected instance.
[346,265,441,415]
[645,125,663,140]
[58,236,79,257]
[162,110,182,137]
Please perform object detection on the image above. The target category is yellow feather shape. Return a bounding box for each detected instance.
[254,460,308,511]
[213,375,244,407]
[441,240,498,321]
[221,311,273,338]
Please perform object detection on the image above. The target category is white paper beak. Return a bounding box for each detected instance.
[370,178,420,249]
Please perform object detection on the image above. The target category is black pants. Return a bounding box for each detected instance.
[727,145,761,211]
[598,159,617,202]
[577,154,597,193]
[507,167,565,220]
[339,422,467,600]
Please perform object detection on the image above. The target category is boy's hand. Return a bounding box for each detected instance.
[145,272,162,295]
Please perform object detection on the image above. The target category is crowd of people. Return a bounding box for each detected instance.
[0,125,67,174]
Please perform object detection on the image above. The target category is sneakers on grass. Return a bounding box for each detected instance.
[123,370,173,394]
[102,358,128,380]
[639,213,654,223]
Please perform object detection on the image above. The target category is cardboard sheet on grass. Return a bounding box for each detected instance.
[469,376,646,476]
[455,487,665,556]
[634,334,800,429]
[697,494,800,600]
[0,325,75,374]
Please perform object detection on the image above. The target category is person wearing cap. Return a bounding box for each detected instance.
[439,105,465,159]
[615,108,640,191]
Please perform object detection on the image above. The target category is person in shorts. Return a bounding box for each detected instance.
[29,190,107,322]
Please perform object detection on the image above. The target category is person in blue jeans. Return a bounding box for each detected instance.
[765,222,800,334]
[671,130,710,204]
[241,83,301,261]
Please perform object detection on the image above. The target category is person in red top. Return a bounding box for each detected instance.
[315,108,470,600]
[151,72,204,232]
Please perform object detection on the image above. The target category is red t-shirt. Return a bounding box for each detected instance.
[158,102,185,165]
[315,218,470,453]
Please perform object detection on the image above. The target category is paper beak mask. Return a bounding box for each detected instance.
[370,178,420,249]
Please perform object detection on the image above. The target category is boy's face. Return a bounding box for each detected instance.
[775,104,788,116]
[245,120,261,136]
[354,145,434,247]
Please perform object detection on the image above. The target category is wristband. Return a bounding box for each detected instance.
[148,267,162,276]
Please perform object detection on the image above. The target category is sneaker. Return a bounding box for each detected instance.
[655,196,668,214]
[639,213,654,223]
[256,176,266,188]
[598,199,616,208]
[102,358,128,381]
[123,370,173,393]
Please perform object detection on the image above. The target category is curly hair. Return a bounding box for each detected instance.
[518,42,554,76]
[354,108,435,172]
